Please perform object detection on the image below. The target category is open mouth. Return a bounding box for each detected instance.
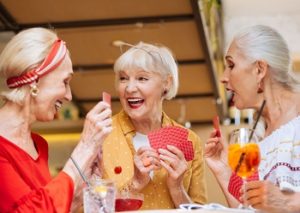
[226,89,235,105]
[127,98,144,109]
[55,101,63,111]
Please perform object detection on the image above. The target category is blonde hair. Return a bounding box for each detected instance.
[0,27,58,105]
[231,25,300,92]
[113,42,179,100]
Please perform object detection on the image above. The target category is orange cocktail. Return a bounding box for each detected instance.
[228,143,260,178]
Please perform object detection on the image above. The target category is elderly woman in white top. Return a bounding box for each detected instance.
[205,25,300,213]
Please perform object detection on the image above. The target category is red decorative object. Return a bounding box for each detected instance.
[114,166,122,174]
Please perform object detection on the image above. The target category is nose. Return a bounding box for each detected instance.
[220,69,229,85]
[64,86,72,101]
[125,80,138,93]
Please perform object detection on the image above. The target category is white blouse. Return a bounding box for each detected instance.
[132,132,154,179]
[258,116,300,192]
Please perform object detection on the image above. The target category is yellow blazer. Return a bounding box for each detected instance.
[101,110,207,209]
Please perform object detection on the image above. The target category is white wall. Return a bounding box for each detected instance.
[223,0,300,55]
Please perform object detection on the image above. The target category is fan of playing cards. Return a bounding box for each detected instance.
[147,126,194,161]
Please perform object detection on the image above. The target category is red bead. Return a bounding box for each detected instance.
[114,166,122,174]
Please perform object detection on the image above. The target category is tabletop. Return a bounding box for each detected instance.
[122,208,254,213]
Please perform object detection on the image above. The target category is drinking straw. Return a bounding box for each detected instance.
[70,157,108,212]
[235,100,266,173]
[249,100,266,141]
[70,156,90,187]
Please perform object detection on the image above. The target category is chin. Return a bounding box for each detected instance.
[126,109,146,121]
[233,101,245,110]
[37,113,56,122]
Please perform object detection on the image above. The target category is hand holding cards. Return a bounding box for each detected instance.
[147,126,194,161]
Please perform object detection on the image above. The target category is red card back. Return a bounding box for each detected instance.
[213,115,221,137]
[102,91,111,106]
[148,126,194,161]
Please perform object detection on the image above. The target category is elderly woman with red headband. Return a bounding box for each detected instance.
[0,28,112,212]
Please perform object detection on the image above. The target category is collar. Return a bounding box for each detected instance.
[118,110,174,135]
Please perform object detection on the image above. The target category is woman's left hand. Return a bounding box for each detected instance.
[158,145,188,188]
[242,180,297,213]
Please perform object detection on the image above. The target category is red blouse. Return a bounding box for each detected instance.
[0,133,74,213]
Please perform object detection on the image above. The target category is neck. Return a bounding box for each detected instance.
[262,84,300,136]
[131,111,163,135]
[0,101,33,143]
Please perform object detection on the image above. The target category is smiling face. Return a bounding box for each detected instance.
[117,69,168,122]
[222,42,262,109]
[31,55,73,121]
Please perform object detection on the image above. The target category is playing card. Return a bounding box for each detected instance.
[179,140,194,161]
[148,126,194,161]
[228,172,259,201]
[213,115,221,137]
[102,91,111,106]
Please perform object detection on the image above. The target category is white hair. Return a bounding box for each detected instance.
[0,28,58,105]
[231,25,300,92]
[113,42,179,100]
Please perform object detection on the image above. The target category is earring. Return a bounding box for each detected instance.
[162,89,168,96]
[257,82,263,93]
[30,84,39,97]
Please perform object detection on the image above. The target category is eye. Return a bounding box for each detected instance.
[226,62,234,69]
[138,77,148,81]
[119,76,128,82]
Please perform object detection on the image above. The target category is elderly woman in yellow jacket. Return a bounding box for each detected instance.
[100,42,207,209]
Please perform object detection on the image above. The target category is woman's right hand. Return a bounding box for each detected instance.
[63,101,112,188]
[131,147,160,192]
[204,129,229,177]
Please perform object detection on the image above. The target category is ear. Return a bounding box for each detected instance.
[255,60,268,82]
[163,74,172,92]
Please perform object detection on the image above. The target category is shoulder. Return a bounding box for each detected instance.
[31,132,49,151]
[112,110,129,125]
[271,116,300,139]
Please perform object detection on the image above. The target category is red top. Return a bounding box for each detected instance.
[0,133,74,213]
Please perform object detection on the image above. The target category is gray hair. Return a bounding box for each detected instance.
[0,28,58,105]
[231,25,300,92]
[113,42,179,100]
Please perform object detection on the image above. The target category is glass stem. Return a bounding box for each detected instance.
[241,177,247,209]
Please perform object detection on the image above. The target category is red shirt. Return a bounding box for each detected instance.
[0,133,74,213]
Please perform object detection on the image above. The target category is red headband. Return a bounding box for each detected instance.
[6,39,67,89]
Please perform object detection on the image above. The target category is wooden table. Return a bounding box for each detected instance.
[122,208,254,213]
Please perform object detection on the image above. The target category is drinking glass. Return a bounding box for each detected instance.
[228,128,261,207]
[83,179,116,213]
[115,191,144,212]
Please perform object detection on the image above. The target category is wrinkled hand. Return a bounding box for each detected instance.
[78,101,112,174]
[242,180,296,213]
[204,129,228,176]
[158,145,188,188]
[63,101,112,189]
[80,101,112,149]
[131,147,160,192]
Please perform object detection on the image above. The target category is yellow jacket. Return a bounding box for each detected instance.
[101,110,207,209]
